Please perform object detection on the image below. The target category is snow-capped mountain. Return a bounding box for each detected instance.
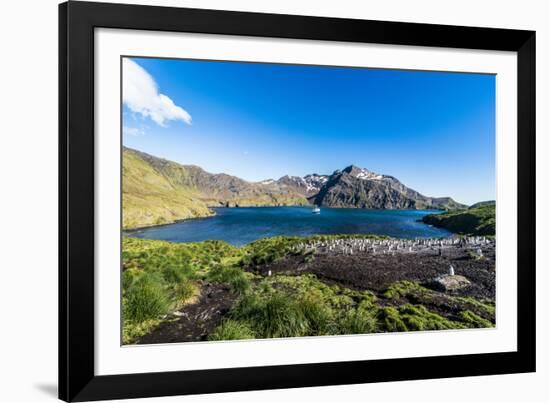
[308,165,465,210]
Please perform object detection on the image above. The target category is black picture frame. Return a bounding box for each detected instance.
[59,1,536,401]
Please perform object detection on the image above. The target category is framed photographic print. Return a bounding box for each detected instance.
[59,1,536,401]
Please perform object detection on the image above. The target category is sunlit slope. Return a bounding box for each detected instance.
[122,147,309,229]
[123,149,213,229]
[422,203,495,236]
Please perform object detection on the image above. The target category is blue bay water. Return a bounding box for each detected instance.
[126,207,451,247]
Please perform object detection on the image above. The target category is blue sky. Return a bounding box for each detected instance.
[122,57,495,205]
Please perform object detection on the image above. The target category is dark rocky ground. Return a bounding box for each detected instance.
[137,283,236,345]
[260,244,495,299]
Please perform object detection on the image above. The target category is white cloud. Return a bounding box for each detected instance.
[123,58,192,127]
[123,126,145,136]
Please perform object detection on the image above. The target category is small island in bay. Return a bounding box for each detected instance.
[121,57,496,344]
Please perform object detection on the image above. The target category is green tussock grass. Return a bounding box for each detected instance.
[123,272,171,323]
[122,318,163,345]
[377,304,465,332]
[122,236,495,343]
[233,293,310,338]
[454,296,496,318]
[122,237,248,344]
[228,274,378,338]
[381,280,495,329]
[338,301,378,334]
[208,320,256,341]
[422,204,495,236]
[241,236,307,267]
[383,280,429,300]
[206,265,252,295]
[122,237,243,275]
[458,310,494,328]
[241,234,388,267]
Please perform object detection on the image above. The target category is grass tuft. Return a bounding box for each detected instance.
[207,265,251,294]
[383,281,428,300]
[338,302,378,334]
[232,293,309,338]
[458,310,494,328]
[208,320,256,341]
[123,273,170,323]
[377,307,408,332]
[174,281,199,305]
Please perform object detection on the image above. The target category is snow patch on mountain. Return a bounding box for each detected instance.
[355,169,384,180]
[303,174,329,193]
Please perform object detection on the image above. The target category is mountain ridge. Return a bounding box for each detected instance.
[123,147,466,229]
[306,164,465,210]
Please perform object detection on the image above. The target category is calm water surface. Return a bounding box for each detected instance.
[126,207,451,246]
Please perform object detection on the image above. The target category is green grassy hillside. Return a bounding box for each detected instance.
[123,150,213,229]
[123,147,309,229]
[422,204,495,236]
